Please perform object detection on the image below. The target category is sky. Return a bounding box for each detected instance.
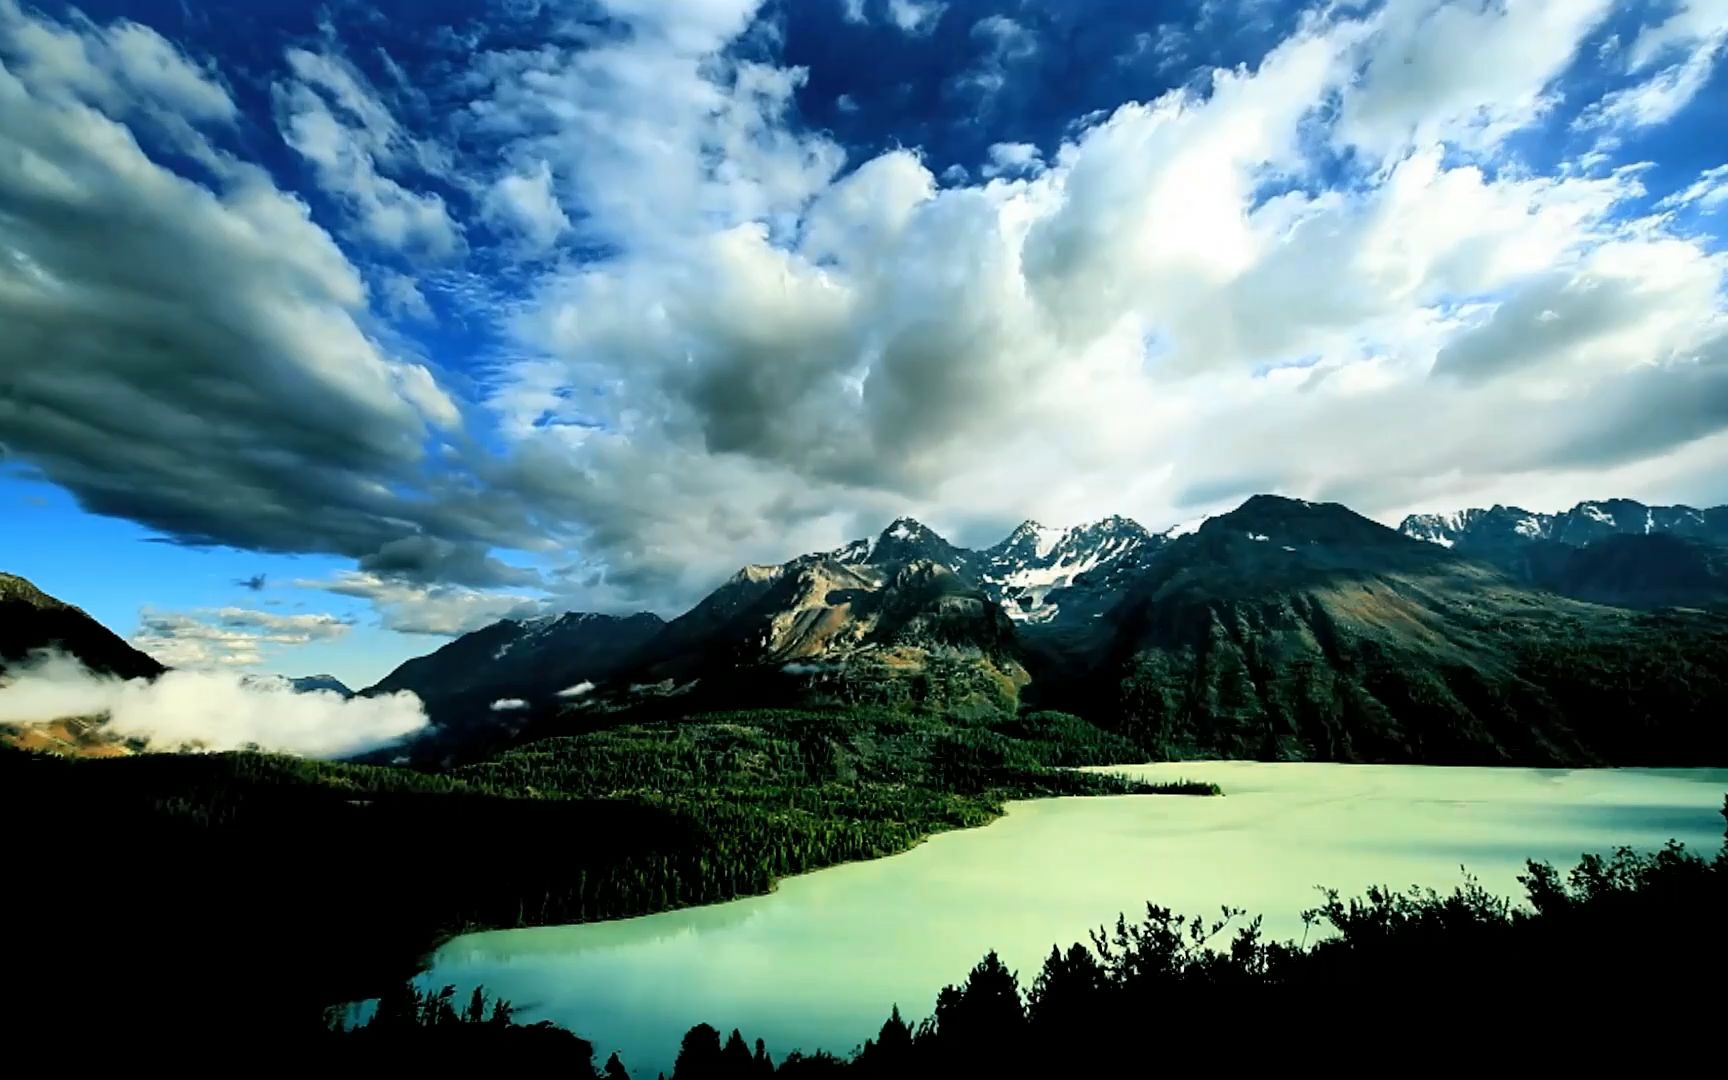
[1,0,1727,689]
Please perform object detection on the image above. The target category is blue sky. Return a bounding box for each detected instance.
[3,0,1728,688]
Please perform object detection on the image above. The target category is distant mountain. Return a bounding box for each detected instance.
[1048,496,1728,765]
[1400,499,1728,551]
[1519,534,1728,610]
[364,611,665,729]
[288,674,353,697]
[977,516,1162,625]
[0,571,163,680]
[241,673,355,697]
[1,571,163,758]
[620,535,1026,720]
[849,517,981,577]
[1400,498,1728,609]
[367,496,1728,767]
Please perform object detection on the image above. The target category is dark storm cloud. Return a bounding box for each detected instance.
[357,535,543,588]
[0,2,544,573]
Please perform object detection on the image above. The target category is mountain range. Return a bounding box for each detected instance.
[1398,498,1728,609]
[5,495,1727,766]
[356,494,1728,766]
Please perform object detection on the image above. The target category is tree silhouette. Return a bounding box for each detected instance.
[722,1028,754,1077]
[673,1023,723,1079]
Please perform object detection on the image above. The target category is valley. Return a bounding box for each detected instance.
[4,492,1728,1064]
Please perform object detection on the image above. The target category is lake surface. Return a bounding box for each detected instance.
[421,764,1727,1075]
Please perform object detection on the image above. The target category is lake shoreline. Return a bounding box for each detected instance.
[393,773,1221,996]
[417,763,1728,1078]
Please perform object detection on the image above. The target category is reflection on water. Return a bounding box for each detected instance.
[421,764,1728,1077]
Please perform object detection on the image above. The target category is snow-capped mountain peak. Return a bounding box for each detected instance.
[1399,498,1728,551]
[864,517,973,573]
[978,515,1157,624]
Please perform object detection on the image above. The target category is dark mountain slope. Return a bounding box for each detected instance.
[1059,497,1728,765]
[0,571,163,679]
[365,611,666,728]
[1401,498,1728,609]
[1520,533,1728,610]
[614,551,1026,721]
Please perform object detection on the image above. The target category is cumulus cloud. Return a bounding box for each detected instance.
[7,0,1728,629]
[981,141,1043,178]
[273,47,461,256]
[887,0,946,35]
[301,571,543,635]
[468,0,1728,604]
[1337,0,1613,157]
[132,607,354,667]
[483,158,570,251]
[0,650,425,757]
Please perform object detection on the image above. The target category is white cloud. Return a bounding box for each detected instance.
[470,0,1728,606]
[557,681,596,698]
[483,158,570,251]
[1659,163,1728,212]
[1628,0,1728,70]
[0,650,426,757]
[300,572,544,635]
[274,48,462,256]
[463,10,842,258]
[0,0,234,123]
[377,269,435,320]
[490,697,529,711]
[887,0,946,35]
[981,141,1043,178]
[1577,36,1725,132]
[131,607,354,668]
[1337,0,1613,159]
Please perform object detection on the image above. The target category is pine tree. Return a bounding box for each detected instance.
[722,1029,753,1077]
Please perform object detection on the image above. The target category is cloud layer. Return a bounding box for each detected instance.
[3,0,1728,630]
[131,607,354,667]
[0,651,426,757]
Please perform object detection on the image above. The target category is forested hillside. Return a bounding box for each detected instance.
[1,707,1211,1042]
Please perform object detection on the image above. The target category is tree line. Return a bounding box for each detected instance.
[0,706,1209,1044]
[324,797,1726,1075]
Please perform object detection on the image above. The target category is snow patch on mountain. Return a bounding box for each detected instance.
[1399,498,1728,551]
[1161,516,1208,539]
